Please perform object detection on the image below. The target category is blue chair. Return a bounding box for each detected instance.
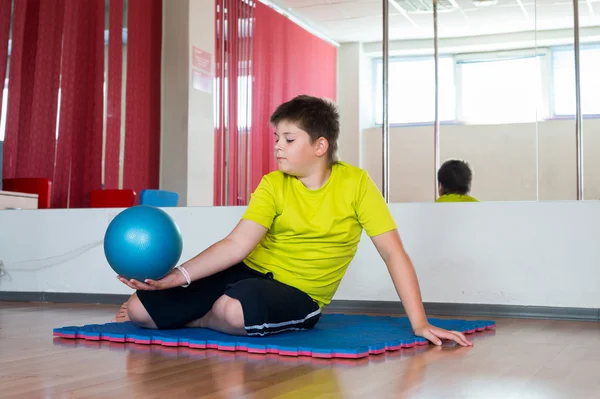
[140,189,179,207]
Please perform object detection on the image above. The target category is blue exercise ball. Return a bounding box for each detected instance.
[104,205,183,281]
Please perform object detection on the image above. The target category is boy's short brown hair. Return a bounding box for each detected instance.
[438,159,473,195]
[270,95,339,166]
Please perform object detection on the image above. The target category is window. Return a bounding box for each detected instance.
[374,56,456,125]
[0,84,63,141]
[458,54,546,124]
[237,74,252,129]
[552,46,600,116]
[213,74,253,130]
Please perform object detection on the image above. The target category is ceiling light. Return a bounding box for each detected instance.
[472,0,499,7]
[391,0,457,13]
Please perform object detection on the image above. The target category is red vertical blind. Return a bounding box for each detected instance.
[123,0,162,201]
[214,0,254,206]
[214,0,223,206]
[54,0,104,208]
[25,0,64,182]
[213,0,337,206]
[104,0,124,190]
[1,0,163,207]
[250,1,337,194]
[3,0,40,180]
[0,0,11,113]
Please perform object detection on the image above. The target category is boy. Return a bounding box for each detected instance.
[116,95,471,347]
[436,159,479,203]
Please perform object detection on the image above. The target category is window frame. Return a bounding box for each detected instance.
[367,46,598,128]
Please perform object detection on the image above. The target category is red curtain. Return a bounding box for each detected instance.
[214,0,223,206]
[2,0,162,207]
[0,0,10,108]
[3,0,40,179]
[104,0,124,189]
[27,0,65,180]
[3,0,64,182]
[250,2,337,193]
[123,0,162,201]
[214,0,254,206]
[54,0,104,208]
[226,0,239,207]
[213,1,337,205]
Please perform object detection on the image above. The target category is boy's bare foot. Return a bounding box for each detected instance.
[112,302,130,322]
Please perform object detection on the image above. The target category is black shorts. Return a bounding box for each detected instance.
[136,262,322,335]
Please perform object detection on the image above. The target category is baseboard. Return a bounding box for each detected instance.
[1,291,598,322]
[0,291,130,305]
[326,300,600,322]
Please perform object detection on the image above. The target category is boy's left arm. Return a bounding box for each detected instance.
[370,229,473,347]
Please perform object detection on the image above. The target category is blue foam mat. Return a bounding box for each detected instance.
[53,314,495,359]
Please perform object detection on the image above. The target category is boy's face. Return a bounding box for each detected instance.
[273,120,327,176]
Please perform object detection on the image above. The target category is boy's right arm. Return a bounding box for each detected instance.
[117,219,268,291]
[183,219,268,282]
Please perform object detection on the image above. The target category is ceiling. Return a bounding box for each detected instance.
[268,0,600,43]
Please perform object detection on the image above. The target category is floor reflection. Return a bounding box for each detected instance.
[53,329,495,398]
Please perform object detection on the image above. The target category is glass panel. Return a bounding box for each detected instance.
[374,56,455,125]
[536,0,577,201]
[436,0,541,202]
[458,55,545,125]
[384,0,436,202]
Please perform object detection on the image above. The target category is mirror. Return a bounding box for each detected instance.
[434,0,539,202]
[579,1,600,200]
[377,0,592,203]
[534,0,578,201]
[1,0,592,208]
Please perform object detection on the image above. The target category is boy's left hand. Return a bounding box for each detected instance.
[116,269,185,291]
[413,324,473,347]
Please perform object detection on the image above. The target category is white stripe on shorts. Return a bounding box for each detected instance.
[245,308,322,332]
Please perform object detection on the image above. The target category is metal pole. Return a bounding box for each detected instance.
[535,2,539,201]
[573,0,583,200]
[382,0,390,202]
[433,0,440,200]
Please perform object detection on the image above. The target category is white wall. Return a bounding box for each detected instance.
[1,202,599,309]
[187,0,215,207]
[337,43,374,168]
[160,0,214,207]
[337,44,360,166]
[160,0,190,204]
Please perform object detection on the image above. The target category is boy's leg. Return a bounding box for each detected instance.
[123,292,238,330]
[187,294,246,335]
[221,277,322,336]
[123,263,255,329]
[124,292,157,328]
[113,301,130,322]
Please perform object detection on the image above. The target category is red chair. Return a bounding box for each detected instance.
[90,189,137,208]
[2,178,53,209]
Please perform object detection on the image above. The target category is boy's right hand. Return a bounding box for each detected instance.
[117,268,186,291]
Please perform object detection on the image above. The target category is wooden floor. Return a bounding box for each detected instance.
[1,302,599,399]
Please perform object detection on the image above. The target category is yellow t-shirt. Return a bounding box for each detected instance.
[241,161,397,308]
[435,194,479,202]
